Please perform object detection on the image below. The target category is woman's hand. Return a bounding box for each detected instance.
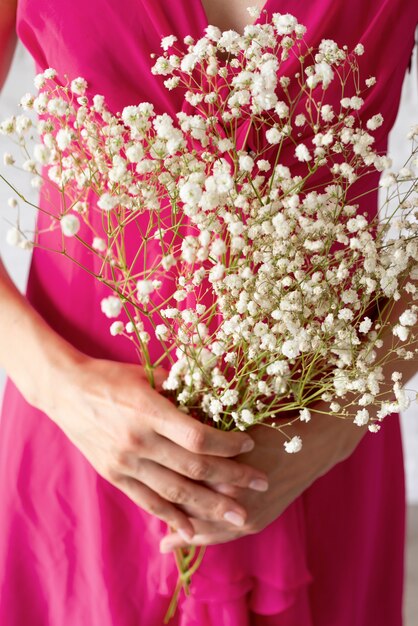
[41,353,269,541]
[159,405,368,551]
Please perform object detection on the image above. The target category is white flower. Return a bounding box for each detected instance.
[209,264,225,282]
[239,154,254,172]
[155,324,169,340]
[273,13,298,35]
[281,339,300,359]
[110,321,124,336]
[136,279,155,296]
[56,128,73,151]
[359,317,372,334]
[274,101,290,118]
[338,308,354,321]
[33,144,51,164]
[393,324,409,341]
[320,104,334,122]
[399,310,417,327]
[161,35,177,51]
[266,127,282,144]
[6,227,24,247]
[299,408,311,422]
[209,398,223,418]
[354,43,365,55]
[162,254,176,270]
[3,153,15,165]
[20,92,34,109]
[295,114,306,127]
[366,114,383,131]
[379,173,396,188]
[240,409,255,424]
[101,296,122,318]
[126,144,144,163]
[47,98,68,116]
[70,77,88,95]
[92,237,106,252]
[295,143,312,162]
[210,238,226,257]
[60,214,80,237]
[354,408,369,426]
[314,61,334,88]
[97,193,119,211]
[284,435,303,453]
[179,181,202,206]
[220,389,239,406]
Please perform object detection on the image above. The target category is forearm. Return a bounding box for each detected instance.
[0,256,84,410]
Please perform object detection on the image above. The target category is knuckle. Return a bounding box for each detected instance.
[164,484,188,504]
[187,459,211,481]
[185,426,207,453]
[126,428,141,449]
[113,447,130,470]
[144,497,165,518]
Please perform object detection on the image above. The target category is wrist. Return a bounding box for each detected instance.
[5,301,87,414]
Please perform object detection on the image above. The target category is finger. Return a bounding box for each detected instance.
[159,520,239,552]
[150,366,170,392]
[150,392,255,457]
[127,458,248,526]
[146,434,268,490]
[207,482,241,497]
[115,474,195,539]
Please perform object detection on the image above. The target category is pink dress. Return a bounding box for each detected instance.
[1,1,417,624]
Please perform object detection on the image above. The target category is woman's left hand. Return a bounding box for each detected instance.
[159,405,368,552]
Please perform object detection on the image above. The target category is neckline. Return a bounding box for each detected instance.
[197,0,272,34]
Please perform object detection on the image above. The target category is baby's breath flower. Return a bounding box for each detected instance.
[101,296,122,318]
[60,214,80,237]
[265,127,282,144]
[70,77,88,95]
[295,143,312,162]
[299,408,311,422]
[3,153,14,165]
[92,237,106,252]
[110,321,124,336]
[366,113,384,131]
[6,227,24,247]
[284,435,303,453]
[365,76,377,87]
[161,35,177,51]
[354,408,369,426]
[97,193,119,211]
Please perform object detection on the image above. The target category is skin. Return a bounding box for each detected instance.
[1,0,417,555]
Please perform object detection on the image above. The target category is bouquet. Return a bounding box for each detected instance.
[2,8,418,620]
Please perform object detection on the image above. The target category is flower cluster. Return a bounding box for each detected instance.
[1,11,418,456]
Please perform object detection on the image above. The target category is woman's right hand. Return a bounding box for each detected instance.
[42,353,269,540]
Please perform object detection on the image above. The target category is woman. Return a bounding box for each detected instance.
[0,0,417,624]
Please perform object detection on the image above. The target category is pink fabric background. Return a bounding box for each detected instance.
[1,1,418,624]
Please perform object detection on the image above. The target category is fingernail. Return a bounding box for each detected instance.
[249,478,269,492]
[223,511,245,527]
[240,439,255,453]
[178,528,194,542]
[160,540,177,554]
